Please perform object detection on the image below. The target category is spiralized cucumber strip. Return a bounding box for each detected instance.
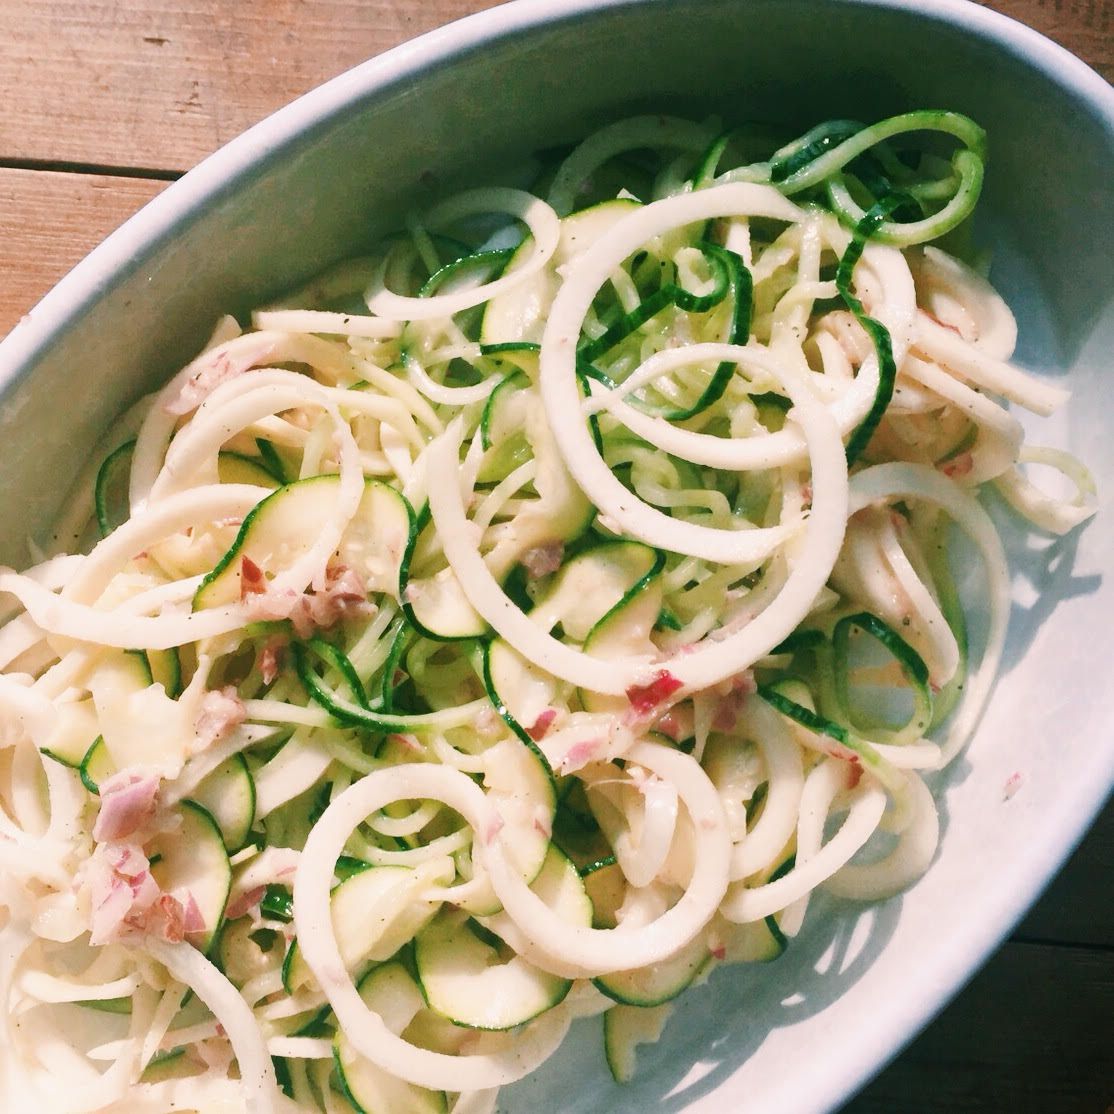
[547,114,717,216]
[824,149,983,247]
[543,184,810,562]
[580,331,896,472]
[759,111,984,192]
[365,188,560,321]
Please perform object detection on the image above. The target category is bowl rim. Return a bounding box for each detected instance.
[0,1,1112,1110]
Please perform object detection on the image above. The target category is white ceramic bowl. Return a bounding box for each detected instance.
[1,2,1111,1111]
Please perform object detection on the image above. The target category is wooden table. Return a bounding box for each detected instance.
[1,1,1110,1110]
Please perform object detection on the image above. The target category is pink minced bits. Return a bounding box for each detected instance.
[92,771,161,843]
[625,670,684,719]
[82,842,204,946]
[240,557,374,639]
[163,335,276,416]
[194,686,247,752]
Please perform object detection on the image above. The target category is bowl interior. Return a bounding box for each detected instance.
[1,2,1111,1111]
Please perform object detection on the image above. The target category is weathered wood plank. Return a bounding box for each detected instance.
[843,940,1114,1113]
[1016,800,1114,949]
[0,0,503,172]
[0,1,1107,176]
[0,168,166,336]
[980,0,1113,81]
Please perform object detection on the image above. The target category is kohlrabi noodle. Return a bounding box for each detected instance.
[0,111,1096,1112]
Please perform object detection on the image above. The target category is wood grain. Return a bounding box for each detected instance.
[980,0,1113,80]
[1017,800,1114,949]
[846,801,1114,1114]
[843,940,1114,1113]
[0,1,1107,177]
[0,0,502,172]
[0,169,166,336]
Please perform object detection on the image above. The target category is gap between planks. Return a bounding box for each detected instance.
[0,0,508,171]
[841,939,1114,1113]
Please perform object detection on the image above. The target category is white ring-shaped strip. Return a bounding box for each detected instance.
[0,570,248,650]
[539,183,866,562]
[913,314,1069,416]
[993,445,1098,535]
[900,354,1022,485]
[585,342,864,472]
[143,370,382,599]
[145,939,279,1114]
[874,512,960,689]
[608,770,678,889]
[825,772,940,900]
[130,329,352,513]
[297,747,728,1002]
[429,339,848,694]
[847,462,1009,765]
[729,698,804,881]
[480,741,730,976]
[914,245,1017,361]
[251,309,403,339]
[148,369,422,502]
[777,757,849,937]
[365,188,560,321]
[62,484,272,605]
[293,763,570,1092]
[719,779,888,923]
[405,353,500,406]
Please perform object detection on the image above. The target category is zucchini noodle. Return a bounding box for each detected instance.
[0,111,1096,1113]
